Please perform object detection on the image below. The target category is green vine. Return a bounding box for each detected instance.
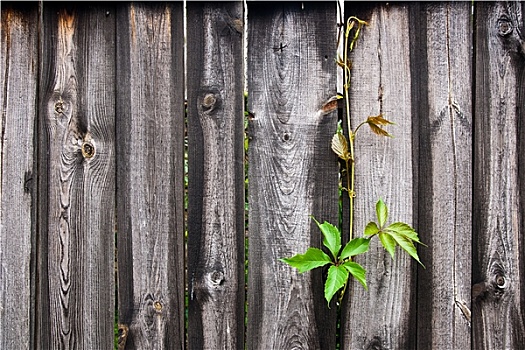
[280,16,426,307]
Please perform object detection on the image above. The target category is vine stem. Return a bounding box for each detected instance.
[342,17,367,244]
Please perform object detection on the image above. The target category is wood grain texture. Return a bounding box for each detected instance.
[341,3,416,349]
[115,2,185,349]
[473,1,525,348]
[412,3,473,349]
[186,2,245,349]
[0,4,38,349]
[246,2,339,349]
[36,4,116,349]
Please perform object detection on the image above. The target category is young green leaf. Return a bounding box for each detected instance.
[376,199,388,228]
[324,265,349,306]
[312,217,341,260]
[342,261,368,290]
[331,132,351,161]
[388,231,425,267]
[379,231,396,260]
[280,247,332,273]
[340,237,371,260]
[364,221,380,236]
[387,222,426,246]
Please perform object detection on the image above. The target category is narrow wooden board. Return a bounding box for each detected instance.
[186,2,246,349]
[0,4,38,349]
[341,3,416,349]
[115,2,185,349]
[411,2,473,349]
[36,4,116,348]
[473,1,525,348]
[246,2,339,349]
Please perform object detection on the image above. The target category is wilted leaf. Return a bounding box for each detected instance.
[366,114,394,137]
[340,237,371,260]
[324,265,349,306]
[331,132,351,161]
[367,114,395,126]
[376,199,388,228]
[343,261,367,290]
[364,221,380,236]
[280,247,332,273]
[312,217,341,260]
[379,232,396,260]
[368,123,392,137]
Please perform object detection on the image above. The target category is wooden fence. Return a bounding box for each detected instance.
[1,1,524,349]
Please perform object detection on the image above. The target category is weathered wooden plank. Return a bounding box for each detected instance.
[473,1,525,348]
[340,3,416,349]
[36,4,116,348]
[246,2,339,349]
[115,2,185,349]
[411,2,473,348]
[0,4,38,349]
[186,2,245,349]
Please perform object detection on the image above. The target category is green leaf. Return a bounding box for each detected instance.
[364,222,380,236]
[280,247,332,273]
[342,261,368,290]
[379,232,396,260]
[387,222,426,246]
[388,231,425,267]
[324,265,349,306]
[376,199,388,228]
[340,237,371,260]
[312,217,341,260]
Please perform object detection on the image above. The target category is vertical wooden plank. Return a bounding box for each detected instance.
[473,1,525,348]
[115,2,185,348]
[246,2,338,349]
[36,3,116,348]
[341,3,416,349]
[411,2,473,349]
[0,3,38,349]
[186,2,245,349]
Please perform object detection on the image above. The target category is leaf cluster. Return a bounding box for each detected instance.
[280,200,425,306]
[280,218,369,306]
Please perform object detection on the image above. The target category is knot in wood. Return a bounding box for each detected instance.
[497,16,513,37]
[54,101,65,114]
[153,301,163,312]
[494,274,507,289]
[81,141,95,159]
[366,336,385,350]
[202,93,217,110]
[209,270,224,286]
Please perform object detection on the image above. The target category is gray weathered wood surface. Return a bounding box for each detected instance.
[246,2,339,349]
[1,1,525,349]
[36,4,116,348]
[473,1,525,348]
[413,2,473,349]
[186,1,246,349]
[0,4,38,349]
[341,3,416,349]
[115,2,185,349]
